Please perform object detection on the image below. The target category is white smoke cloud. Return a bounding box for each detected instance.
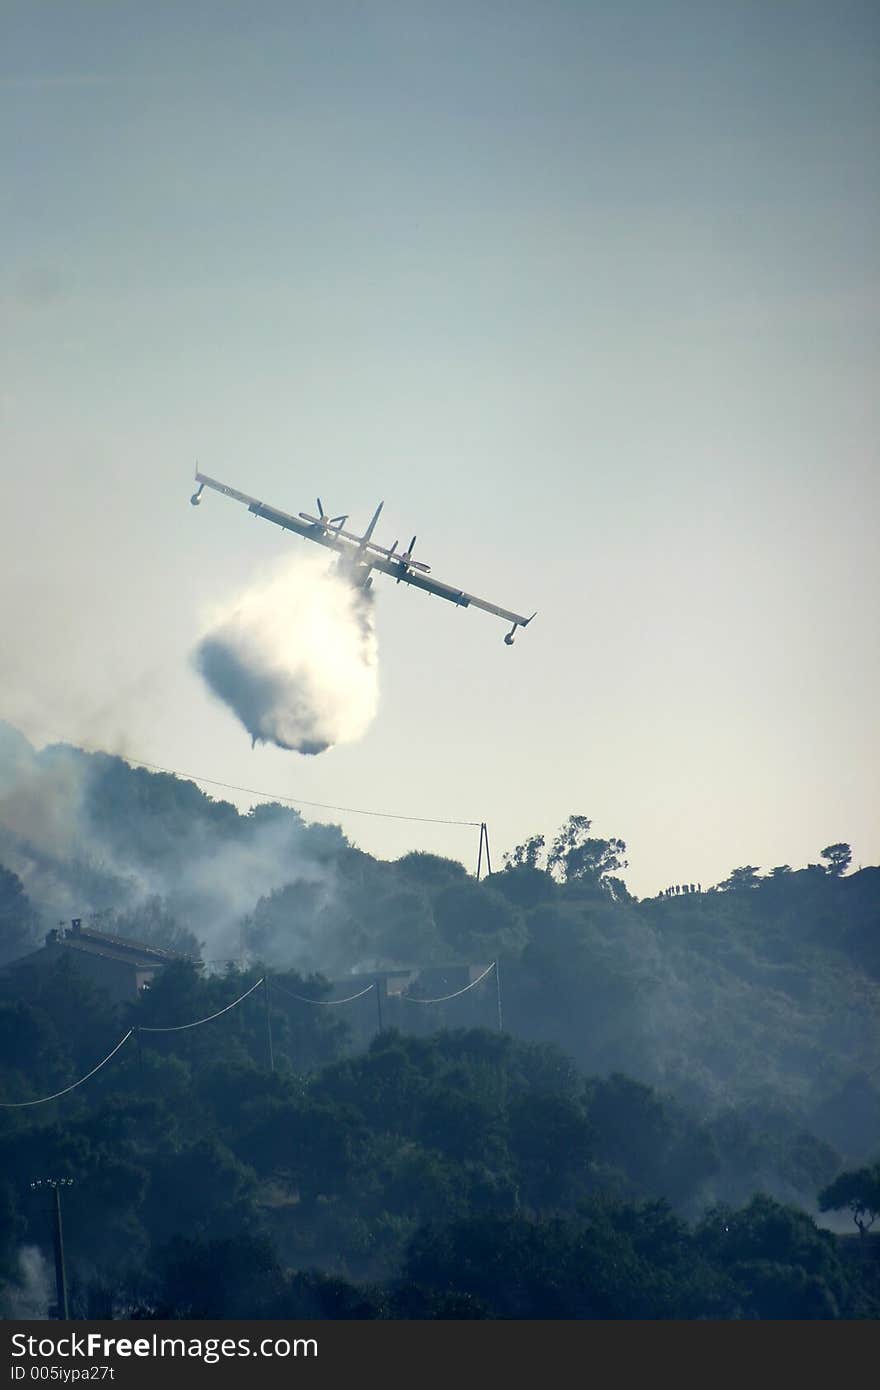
[193,551,379,754]
[0,724,347,970]
[0,726,84,863]
[137,811,336,964]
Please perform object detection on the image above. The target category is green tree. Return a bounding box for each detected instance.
[432,882,525,958]
[0,865,39,966]
[584,1073,718,1208]
[503,835,546,870]
[106,896,201,959]
[506,1090,593,1214]
[696,1195,850,1318]
[718,865,762,891]
[546,816,629,897]
[820,843,852,877]
[157,1232,285,1317]
[819,1163,880,1239]
[141,1138,261,1245]
[0,1180,24,1299]
[394,852,469,888]
[493,863,555,909]
[399,1204,729,1319]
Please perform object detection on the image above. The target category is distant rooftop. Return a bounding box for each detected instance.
[7,919,193,972]
[59,923,189,966]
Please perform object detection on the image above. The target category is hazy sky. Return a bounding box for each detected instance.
[2,0,877,897]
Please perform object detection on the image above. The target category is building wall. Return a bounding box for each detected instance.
[4,942,156,1004]
[56,949,146,1004]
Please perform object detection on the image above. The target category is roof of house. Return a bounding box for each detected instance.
[3,925,191,973]
[67,925,185,962]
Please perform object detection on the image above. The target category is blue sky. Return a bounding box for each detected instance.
[1,1,877,894]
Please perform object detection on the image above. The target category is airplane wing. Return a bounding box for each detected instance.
[191,470,536,641]
[366,553,535,632]
[191,471,357,558]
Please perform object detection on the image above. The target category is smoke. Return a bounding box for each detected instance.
[0,1246,52,1318]
[0,725,85,864]
[140,810,335,964]
[0,724,344,967]
[193,551,379,754]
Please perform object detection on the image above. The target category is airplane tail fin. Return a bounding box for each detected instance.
[361,501,384,546]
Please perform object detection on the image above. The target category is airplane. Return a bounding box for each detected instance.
[190,470,536,644]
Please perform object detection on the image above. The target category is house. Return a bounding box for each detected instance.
[1,918,190,1003]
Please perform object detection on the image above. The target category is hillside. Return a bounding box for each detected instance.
[1,722,878,1193]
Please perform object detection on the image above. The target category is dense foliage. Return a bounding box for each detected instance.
[0,734,878,1317]
[0,962,876,1319]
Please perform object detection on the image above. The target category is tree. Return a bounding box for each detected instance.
[399,1204,731,1319]
[819,1163,880,1240]
[432,882,526,958]
[820,844,852,877]
[547,815,628,892]
[584,1073,718,1208]
[493,863,555,909]
[0,1180,24,1299]
[157,1232,285,1317]
[141,1138,261,1246]
[106,896,201,959]
[506,1090,593,1214]
[718,866,762,891]
[696,1195,850,1318]
[0,865,39,966]
[503,834,546,871]
[395,852,469,888]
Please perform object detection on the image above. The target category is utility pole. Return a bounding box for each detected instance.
[476,823,492,880]
[31,1178,73,1319]
[374,978,384,1034]
[263,976,275,1073]
[494,959,504,1034]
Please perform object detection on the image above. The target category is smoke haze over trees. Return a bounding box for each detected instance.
[0,723,878,1318]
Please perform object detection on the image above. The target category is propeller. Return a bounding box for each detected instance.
[396,535,431,578]
[297,499,348,530]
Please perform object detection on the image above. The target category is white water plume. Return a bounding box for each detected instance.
[194,551,379,754]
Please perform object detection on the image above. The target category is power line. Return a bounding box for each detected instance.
[118,756,482,828]
[271,980,376,1007]
[0,978,267,1105]
[0,959,504,1105]
[139,976,266,1032]
[0,1031,134,1108]
[28,727,487,867]
[399,961,497,1005]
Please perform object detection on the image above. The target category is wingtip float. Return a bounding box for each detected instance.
[189,470,536,645]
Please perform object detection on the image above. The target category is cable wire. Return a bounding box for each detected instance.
[139,977,265,1032]
[0,1031,134,1108]
[399,961,497,1004]
[0,955,500,1103]
[120,756,481,827]
[270,979,376,1006]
